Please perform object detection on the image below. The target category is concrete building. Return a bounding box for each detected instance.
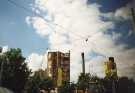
[47,51,70,86]
[104,57,117,79]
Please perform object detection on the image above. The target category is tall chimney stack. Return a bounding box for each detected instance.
[81,52,85,74]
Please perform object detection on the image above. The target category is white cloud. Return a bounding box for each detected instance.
[26,16,53,37]
[102,5,132,21]
[26,0,135,81]
[42,53,47,70]
[114,6,131,20]
[2,46,9,53]
[26,53,44,71]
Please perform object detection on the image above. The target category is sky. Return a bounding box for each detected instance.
[0,0,135,82]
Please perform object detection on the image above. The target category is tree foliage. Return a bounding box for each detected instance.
[77,73,105,93]
[59,81,76,93]
[0,48,31,93]
[77,73,94,90]
[26,69,54,93]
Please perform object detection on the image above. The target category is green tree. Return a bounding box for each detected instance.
[77,73,91,92]
[26,69,54,93]
[0,48,31,93]
[59,81,76,93]
[77,73,105,93]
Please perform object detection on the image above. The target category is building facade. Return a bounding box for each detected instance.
[47,51,70,86]
[104,57,118,79]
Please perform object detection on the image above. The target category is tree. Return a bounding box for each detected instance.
[77,73,91,92]
[0,48,31,93]
[77,73,105,93]
[26,69,54,93]
[59,81,76,93]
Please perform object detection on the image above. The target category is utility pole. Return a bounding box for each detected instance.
[81,52,85,74]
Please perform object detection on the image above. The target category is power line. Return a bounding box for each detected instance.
[7,0,43,18]
[8,0,104,42]
[7,0,87,40]
[86,40,108,58]
[7,0,109,55]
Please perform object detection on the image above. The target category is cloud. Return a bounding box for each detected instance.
[26,0,135,81]
[1,47,47,72]
[102,6,131,21]
[114,6,131,20]
[26,16,53,37]
[26,53,44,71]
[42,53,48,70]
[2,46,9,53]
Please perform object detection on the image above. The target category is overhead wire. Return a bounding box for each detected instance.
[8,0,122,73]
[7,0,44,18]
[47,31,103,51]
[7,0,87,40]
[8,0,105,44]
[6,0,95,50]
[85,40,108,58]
[7,0,110,56]
[7,0,108,42]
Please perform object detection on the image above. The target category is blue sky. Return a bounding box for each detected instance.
[0,0,134,56]
[0,0,135,80]
[0,0,48,56]
[88,0,131,12]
